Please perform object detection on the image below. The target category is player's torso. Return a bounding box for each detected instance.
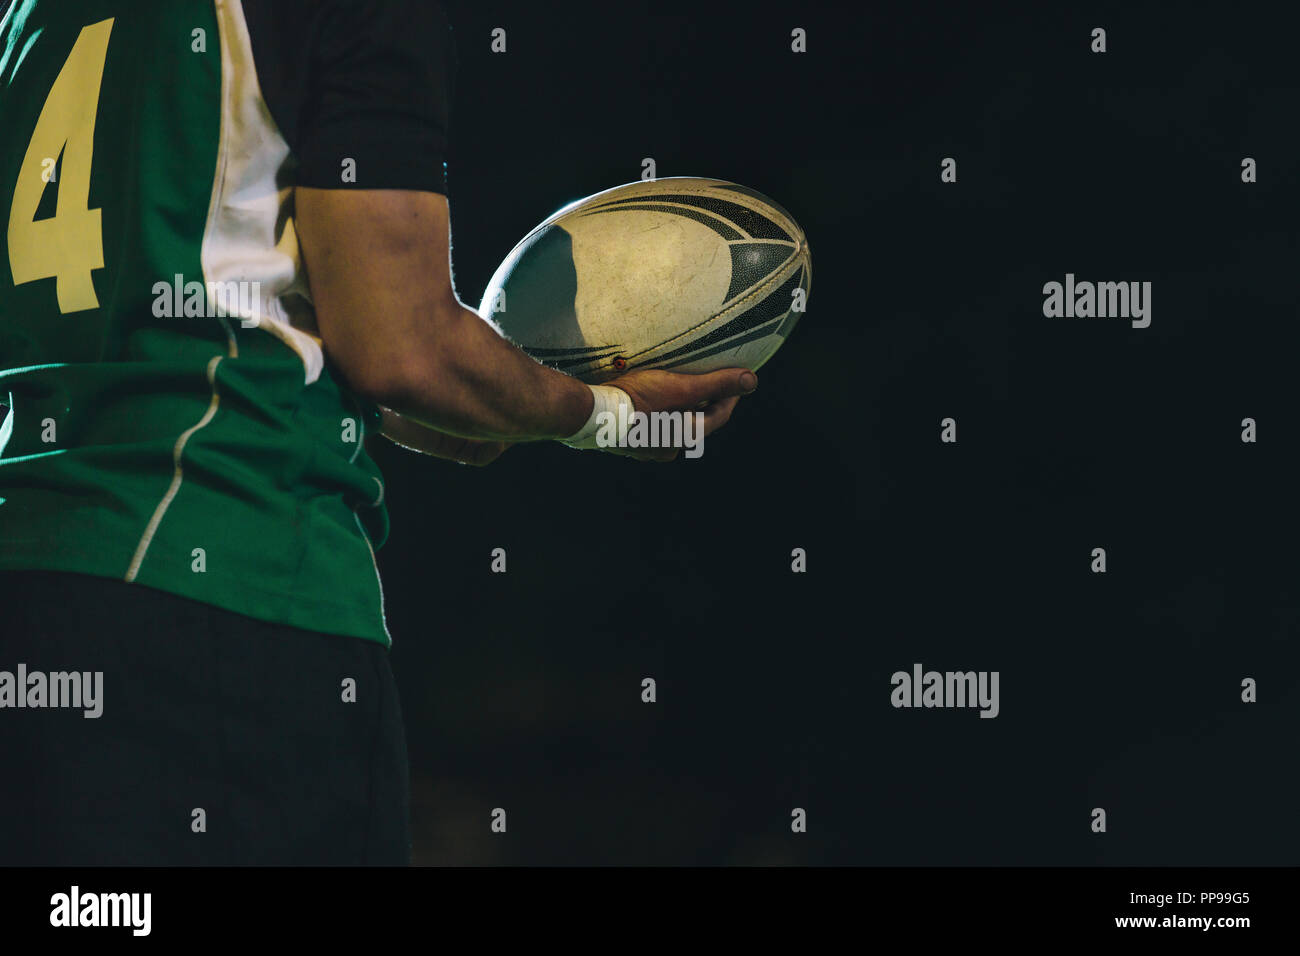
[0,0,391,644]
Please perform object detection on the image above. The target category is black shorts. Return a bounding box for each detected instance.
[0,570,410,865]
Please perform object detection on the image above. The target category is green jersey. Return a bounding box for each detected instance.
[0,0,453,644]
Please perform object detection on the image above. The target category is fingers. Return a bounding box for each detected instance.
[611,395,736,457]
[597,366,758,460]
[681,368,757,406]
[609,366,756,414]
[699,394,740,436]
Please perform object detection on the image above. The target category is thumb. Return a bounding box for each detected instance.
[686,368,758,405]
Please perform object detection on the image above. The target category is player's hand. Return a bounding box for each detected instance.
[379,407,512,465]
[602,367,757,461]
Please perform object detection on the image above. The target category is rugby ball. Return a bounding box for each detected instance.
[477,177,810,384]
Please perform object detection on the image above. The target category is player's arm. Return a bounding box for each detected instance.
[296,188,754,456]
[298,188,590,441]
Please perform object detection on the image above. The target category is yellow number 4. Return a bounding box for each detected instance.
[7,18,113,314]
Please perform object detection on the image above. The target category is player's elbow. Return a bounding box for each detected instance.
[320,293,464,411]
[336,351,410,408]
[336,344,437,411]
[333,316,470,423]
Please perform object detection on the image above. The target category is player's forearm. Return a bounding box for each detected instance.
[296,188,593,439]
[377,302,594,441]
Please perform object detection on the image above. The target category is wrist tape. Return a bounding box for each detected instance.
[561,385,634,450]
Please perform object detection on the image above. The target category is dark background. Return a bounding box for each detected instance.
[369,1,1300,864]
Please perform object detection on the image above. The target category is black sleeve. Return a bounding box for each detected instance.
[241,0,455,192]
